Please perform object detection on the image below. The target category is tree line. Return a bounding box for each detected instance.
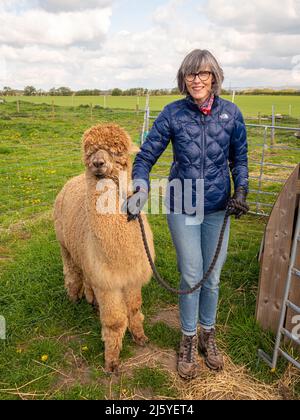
[0,86,171,96]
[0,86,179,96]
[1,86,299,97]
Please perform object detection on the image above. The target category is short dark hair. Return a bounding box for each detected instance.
[177,49,224,95]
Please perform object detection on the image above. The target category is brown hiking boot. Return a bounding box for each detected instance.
[198,328,224,371]
[177,334,200,379]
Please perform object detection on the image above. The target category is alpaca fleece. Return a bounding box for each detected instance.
[54,123,155,373]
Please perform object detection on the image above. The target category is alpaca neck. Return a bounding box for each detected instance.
[84,167,134,264]
[85,160,132,212]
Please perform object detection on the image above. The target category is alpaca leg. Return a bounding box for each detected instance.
[94,288,128,373]
[84,281,99,315]
[123,287,148,346]
[60,246,83,302]
[83,281,95,305]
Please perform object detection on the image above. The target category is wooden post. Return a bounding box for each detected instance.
[258,111,261,125]
[231,90,236,103]
[289,104,292,117]
[271,105,275,146]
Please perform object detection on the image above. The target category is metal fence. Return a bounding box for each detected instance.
[0,101,299,228]
[141,106,300,217]
[0,104,145,228]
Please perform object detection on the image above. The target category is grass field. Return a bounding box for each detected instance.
[2,95,300,117]
[0,101,299,400]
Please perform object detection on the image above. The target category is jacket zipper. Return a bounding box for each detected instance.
[200,114,206,179]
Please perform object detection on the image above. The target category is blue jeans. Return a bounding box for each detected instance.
[167,210,230,336]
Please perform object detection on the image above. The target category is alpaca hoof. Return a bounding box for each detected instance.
[133,334,149,347]
[105,360,120,375]
[68,294,80,303]
[66,286,84,303]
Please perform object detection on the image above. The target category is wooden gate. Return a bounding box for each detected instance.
[256,164,300,338]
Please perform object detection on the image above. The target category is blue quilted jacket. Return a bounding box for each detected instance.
[132,95,248,215]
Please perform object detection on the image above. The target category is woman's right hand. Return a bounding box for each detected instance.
[123,187,148,221]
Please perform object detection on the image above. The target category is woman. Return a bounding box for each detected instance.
[127,49,249,379]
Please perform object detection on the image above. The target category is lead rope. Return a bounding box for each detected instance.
[137,210,230,295]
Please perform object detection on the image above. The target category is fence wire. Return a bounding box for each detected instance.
[143,109,300,217]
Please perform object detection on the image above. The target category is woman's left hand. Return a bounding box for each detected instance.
[227,187,249,219]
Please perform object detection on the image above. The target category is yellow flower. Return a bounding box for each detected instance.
[16,348,23,354]
[41,354,49,362]
[81,346,88,352]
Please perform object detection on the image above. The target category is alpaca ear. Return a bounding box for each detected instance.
[130,144,140,155]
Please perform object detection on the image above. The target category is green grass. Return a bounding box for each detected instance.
[1,100,299,226]
[1,212,298,399]
[0,100,299,399]
[145,323,181,350]
[2,94,300,117]
[0,101,144,227]
[126,366,176,399]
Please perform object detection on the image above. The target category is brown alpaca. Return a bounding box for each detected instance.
[53,124,155,373]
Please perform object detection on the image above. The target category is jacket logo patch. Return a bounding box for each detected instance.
[220,113,229,120]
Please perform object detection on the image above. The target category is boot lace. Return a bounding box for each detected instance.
[206,329,219,356]
[183,335,197,363]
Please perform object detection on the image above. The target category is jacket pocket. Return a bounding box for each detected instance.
[222,167,230,195]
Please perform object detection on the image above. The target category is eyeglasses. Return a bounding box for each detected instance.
[185,71,212,83]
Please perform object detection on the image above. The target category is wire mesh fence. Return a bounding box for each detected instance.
[1,100,299,226]
[143,108,300,217]
[1,99,300,364]
[0,102,144,228]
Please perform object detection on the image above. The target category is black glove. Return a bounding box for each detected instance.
[226,186,249,219]
[123,186,148,222]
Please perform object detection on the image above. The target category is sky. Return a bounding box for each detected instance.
[0,0,300,90]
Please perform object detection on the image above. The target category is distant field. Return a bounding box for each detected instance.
[1,101,300,400]
[2,95,300,118]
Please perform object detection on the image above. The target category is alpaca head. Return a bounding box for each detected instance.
[82,124,135,179]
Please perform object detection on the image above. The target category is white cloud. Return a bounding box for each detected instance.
[0,57,7,86]
[35,0,113,13]
[225,66,300,87]
[0,0,113,13]
[0,8,112,47]
[292,55,300,83]
[0,0,300,89]
[204,0,300,34]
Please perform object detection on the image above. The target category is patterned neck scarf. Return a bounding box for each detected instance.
[198,94,215,115]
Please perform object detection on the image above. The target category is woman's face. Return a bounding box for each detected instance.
[185,67,213,105]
